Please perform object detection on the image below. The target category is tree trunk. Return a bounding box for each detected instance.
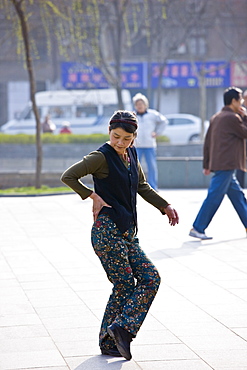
[147,55,153,106]
[115,37,124,109]
[109,0,124,110]
[116,85,124,110]
[156,62,167,112]
[12,0,42,188]
[199,72,206,141]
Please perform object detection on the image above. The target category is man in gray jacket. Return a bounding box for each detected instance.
[133,93,167,190]
[189,87,247,240]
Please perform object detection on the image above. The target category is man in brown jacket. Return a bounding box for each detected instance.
[189,87,247,240]
[236,89,247,188]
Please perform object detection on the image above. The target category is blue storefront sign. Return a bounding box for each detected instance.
[152,61,230,88]
[61,62,145,89]
[61,63,109,89]
[121,63,145,89]
[61,61,229,89]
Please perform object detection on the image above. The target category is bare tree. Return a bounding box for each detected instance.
[11,0,42,188]
[143,0,247,139]
[0,0,72,188]
[142,0,213,110]
[61,0,161,109]
[188,0,247,138]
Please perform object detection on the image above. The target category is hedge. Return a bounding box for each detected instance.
[0,133,109,144]
[0,133,169,144]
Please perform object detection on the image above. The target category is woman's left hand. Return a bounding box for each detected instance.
[164,205,179,226]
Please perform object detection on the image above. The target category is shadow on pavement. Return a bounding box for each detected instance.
[74,355,127,370]
[148,241,202,260]
[148,237,246,261]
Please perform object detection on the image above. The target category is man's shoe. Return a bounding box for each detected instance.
[189,228,213,240]
[101,347,122,357]
[107,323,133,360]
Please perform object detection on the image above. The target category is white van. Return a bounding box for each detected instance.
[1,89,132,135]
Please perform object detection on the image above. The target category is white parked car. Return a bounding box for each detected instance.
[163,113,209,144]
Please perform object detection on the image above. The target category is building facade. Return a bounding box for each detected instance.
[0,0,247,127]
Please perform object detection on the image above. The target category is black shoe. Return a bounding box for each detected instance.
[107,323,133,361]
[101,346,123,357]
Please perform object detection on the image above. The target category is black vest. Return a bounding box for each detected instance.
[93,143,138,233]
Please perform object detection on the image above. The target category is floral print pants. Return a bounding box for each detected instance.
[91,214,161,350]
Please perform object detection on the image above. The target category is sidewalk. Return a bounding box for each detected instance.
[0,189,247,370]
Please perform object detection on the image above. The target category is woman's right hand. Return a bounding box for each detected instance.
[89,192,112,221]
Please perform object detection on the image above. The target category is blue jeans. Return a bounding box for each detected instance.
[136,148,158,190]
[193,170,247,233]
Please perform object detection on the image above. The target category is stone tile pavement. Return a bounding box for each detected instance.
[0,189,247,370]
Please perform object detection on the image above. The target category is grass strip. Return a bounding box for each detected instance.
[0,185,73,195]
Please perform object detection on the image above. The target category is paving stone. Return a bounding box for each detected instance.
[0,190,247,370]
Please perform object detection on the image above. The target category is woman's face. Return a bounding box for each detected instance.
[109,127,135,155]
[135,100,147,114]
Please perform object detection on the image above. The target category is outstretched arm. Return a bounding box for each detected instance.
[161,205,179,226]
[137,162,179,226]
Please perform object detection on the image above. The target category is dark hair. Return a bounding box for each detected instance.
[224,87,242,105]
[109,110,138,134]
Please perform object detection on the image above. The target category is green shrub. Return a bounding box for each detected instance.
[41,133,109,144]
[0,133,109,144]
[0,133,35,144]
[0,133,169,144]
[156,135,170,143]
